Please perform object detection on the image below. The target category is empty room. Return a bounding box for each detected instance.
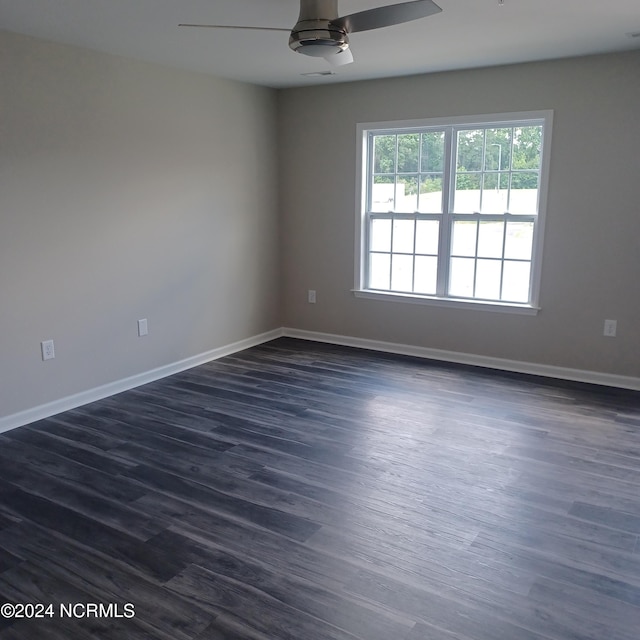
[0,0,639,638]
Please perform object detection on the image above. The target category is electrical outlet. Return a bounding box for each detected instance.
[138,319,148,337]
[603,319,617,337]
[308,290,316,304]
[41,339,55,361]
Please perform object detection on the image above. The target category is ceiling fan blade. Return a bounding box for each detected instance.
[325,47,354,66]
[332,0,441,34]
[178,24,290,32]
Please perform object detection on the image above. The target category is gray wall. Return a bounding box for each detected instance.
[0,31,280,419]
[2,33,638,423]
[279,51,640,378]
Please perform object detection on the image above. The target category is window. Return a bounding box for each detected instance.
[355,111,552,312]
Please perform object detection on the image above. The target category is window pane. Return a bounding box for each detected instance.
[391,254,413,292]
[502,260,531,302]
[370,219,392,252]
[392,220,415,253]
[453,173,481,213]
[397,134,419,173]
[509,173,539,215]
[452,221,477,257]
[369,253,390,289]
[456,130,484,172]
[373,135,396,174]
[512,126,542,170]
[364,117,547,305]
[415,220,439,255]
[421,131,445,172]
[480,173,509,213]
[395,176,418,212]
[477,221,504,258]
[371,176,394,212]
[475,259,502,300]
[418,174,443,213]
[504,222,534,260]
[511,172,539,189]
[449,257,475,297]
[484,129,512,171]
[414,256,438,294]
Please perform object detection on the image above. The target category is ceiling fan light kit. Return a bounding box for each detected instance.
[288,20,349,58]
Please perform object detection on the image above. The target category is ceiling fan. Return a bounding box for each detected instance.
[180,0,442,66]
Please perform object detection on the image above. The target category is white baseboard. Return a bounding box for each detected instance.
[0,328,284,434]
[282,327,640,392]
[2,325,637,434]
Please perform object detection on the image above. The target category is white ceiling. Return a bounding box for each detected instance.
[1,0,639,88]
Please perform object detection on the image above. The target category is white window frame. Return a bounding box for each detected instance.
[354,111,553,314]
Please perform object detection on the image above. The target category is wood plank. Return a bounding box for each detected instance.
[0,337,637,639]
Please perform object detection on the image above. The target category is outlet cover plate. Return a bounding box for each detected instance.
[604,319,617,337]
[138,319,148,337]
[41,340,55,361]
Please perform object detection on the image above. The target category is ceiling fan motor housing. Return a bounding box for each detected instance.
[289,0,348,57]
[289,19,349,57]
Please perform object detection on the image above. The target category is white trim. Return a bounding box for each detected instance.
[282,328,640,391]
[3,325,636,435]
[0,328,284,434]
[356,110,553,308]
[359,111,554,133]
[529,110,553,308]
[354,123,368,291]
[352,289,540,315]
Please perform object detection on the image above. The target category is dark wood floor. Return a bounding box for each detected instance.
[0,337,639,639]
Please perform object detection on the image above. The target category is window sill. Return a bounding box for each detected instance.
[352,289,540,315]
